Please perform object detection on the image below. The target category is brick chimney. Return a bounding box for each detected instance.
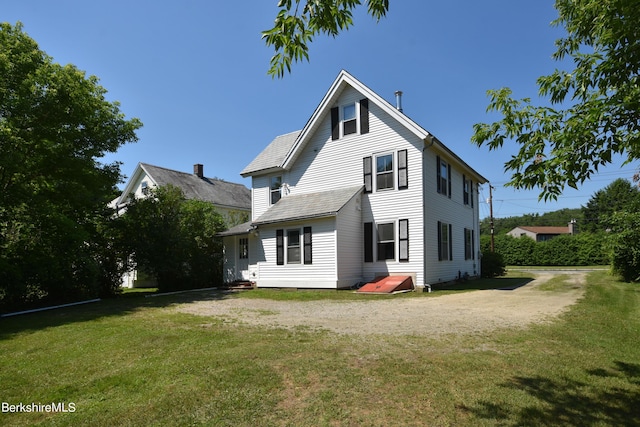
[194,164,204,179]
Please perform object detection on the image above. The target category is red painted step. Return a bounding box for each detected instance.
[357,275,413,294]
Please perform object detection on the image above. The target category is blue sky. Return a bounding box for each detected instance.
[3,1,636,219]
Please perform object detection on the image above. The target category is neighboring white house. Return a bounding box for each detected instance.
[113,162,251,287]
[220,70,488,290]
[507,221,576,242]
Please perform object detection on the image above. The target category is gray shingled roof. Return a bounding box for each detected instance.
[141,163,250,210]
[217,220,254,237]
[253,186,363,225]
[241,130,301,176]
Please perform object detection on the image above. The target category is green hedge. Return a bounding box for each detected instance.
[480,233,608,266]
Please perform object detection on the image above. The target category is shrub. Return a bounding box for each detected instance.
[481,250,506,278]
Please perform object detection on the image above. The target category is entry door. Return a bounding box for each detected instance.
[237,236,250,280]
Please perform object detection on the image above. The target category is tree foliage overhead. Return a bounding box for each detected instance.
[0,22,141,311]
[263,0,389,77]
[472,0,640,200]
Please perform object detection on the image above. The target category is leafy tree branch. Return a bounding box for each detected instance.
[263,0,389,77]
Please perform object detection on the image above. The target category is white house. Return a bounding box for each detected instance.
[113,162,251,287]
[220,70,488,290]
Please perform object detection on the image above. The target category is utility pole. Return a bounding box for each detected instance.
[489,185,495,252]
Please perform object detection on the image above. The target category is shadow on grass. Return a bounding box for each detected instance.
[435,276,534,293]
[0,287,241,340]
[461,360,640,426]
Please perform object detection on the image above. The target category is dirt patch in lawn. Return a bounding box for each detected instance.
[175,272,586,336]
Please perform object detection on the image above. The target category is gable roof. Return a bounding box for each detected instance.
[241,130,301,177]
[117,163,251,210]
[241,70,487,183]
[253,186,363,225]
[514,226,571,235]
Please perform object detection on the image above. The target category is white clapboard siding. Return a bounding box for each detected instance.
[422,147,481,284]
[335,192,363,288]
[255,218,339,288]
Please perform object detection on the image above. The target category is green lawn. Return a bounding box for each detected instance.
[1,271,639,426]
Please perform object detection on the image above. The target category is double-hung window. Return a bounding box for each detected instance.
[377,223,395,261]
[331,98,369,140]
[287,229,301,264]
[463,175,474,206]
[270,175,282,204]
[342,103,357,136]
[276,227,312,265]
[376,154,394,191]
[464,228,475,260]
[438,221,453,261]
[437,156,451,197]
[364,149,407,193]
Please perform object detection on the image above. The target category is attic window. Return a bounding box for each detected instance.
[343,103,357,136]
[331,98,369,140]
[141,181,149,195]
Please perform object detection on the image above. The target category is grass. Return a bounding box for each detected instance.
[1,271,639,426]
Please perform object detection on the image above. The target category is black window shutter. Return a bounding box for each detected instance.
[364,222,373,262]
[359,98,369,134]
[303,227,312,264]
[398,149,408,189]
[436,155,442,194]
[448,224,453,261]
[399,219,409,262]
[447,164,452,199]
[437,221,442,261]
[363,157,372,193]
[463,174,467,204]
[276,229,284,265]
[471,181,474,208]
[331,107,339,140]
[472,229,475,260]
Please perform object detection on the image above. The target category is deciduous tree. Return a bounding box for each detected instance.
[0,22,141,311]
[263,0,389,77]
[472,0,640,200]
[120,185,227,291]
[581,178,640,232]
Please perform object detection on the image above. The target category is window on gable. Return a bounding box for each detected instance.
[331,99,369,140]
[377,222,395,261]
[343,103,357,136]
[141,181,149,195]
[287,229,301,264]
[376,154,394,191]
[270,175,282,204]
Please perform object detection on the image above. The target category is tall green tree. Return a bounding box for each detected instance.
[472,0,640,200]
[0,22,141,311]
[607,211,640,282]
[121,185,227,291]
[263,0,389,77]
[581,178,640,232]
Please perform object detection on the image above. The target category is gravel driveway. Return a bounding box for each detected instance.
[176,272,587,336]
